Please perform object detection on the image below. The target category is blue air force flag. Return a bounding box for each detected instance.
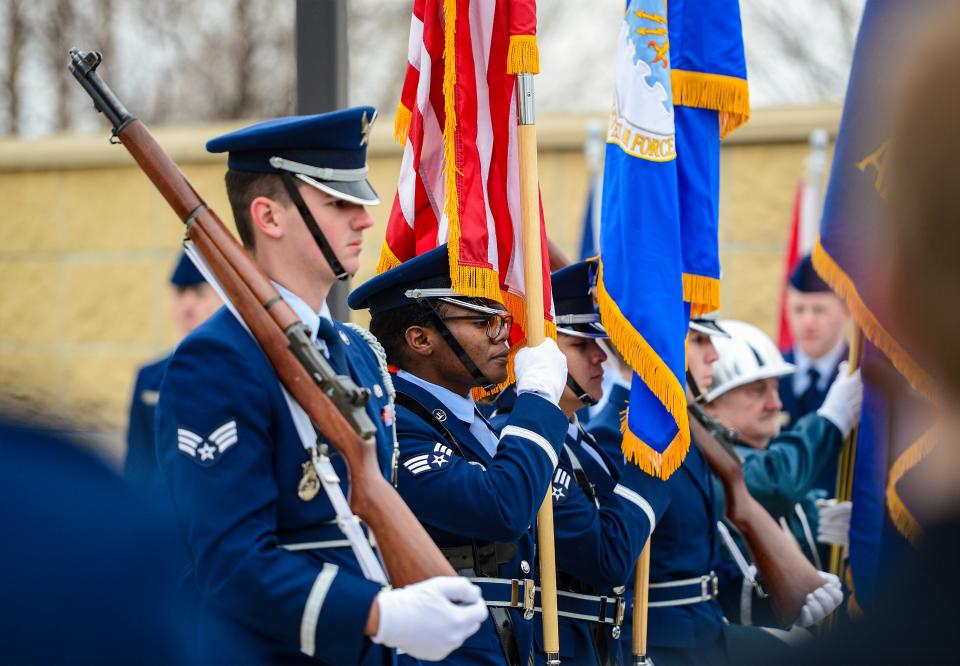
[599,0,747,478]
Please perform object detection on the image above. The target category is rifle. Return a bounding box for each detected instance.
[68,49,454,586]
[687,402,823,625]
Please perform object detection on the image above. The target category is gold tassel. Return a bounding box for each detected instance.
[812,241,937,401]
[682,273,721,317]
[886,428,936,548]
[376,242,403,275]
[596,261,690,479]
[394,102,413,147]
[507,35,540,75]
[671,69,751,138]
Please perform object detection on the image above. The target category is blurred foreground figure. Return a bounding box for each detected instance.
[0,418,190,664]
[124,252,220,487]
[777,3,960,664]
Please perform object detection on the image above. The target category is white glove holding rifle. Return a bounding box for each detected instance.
[372,576,487,660]
[797,572,843,627]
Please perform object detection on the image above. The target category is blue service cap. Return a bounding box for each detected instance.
[169,251,206,286]
[552,258,606,338]
[206,107,380,206]
[349,245,454,315]
[789,254,831,293]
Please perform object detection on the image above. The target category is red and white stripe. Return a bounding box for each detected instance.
[381,0,552,344]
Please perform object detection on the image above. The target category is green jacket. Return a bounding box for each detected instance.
[712,413,843,623]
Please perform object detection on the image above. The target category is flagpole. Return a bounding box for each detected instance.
[516,70,560,664]
[631,541,652,666]
[826,324,863,629]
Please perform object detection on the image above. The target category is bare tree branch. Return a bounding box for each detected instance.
[4,0,26,134]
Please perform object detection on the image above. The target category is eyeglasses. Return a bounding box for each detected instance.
[440,312,513,340]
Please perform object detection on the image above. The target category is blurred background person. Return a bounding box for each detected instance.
[781,256,851,430]
[697,320,861,570]
[124,252,221,487]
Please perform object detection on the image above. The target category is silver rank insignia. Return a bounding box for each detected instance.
[360,110,378,146]
[552,468,571,503]
[403,442,454,476]
[298,457,320,501]
[177,420,238,467]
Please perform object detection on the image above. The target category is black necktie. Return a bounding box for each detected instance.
[315,318,348,374]
[799,367,821,414]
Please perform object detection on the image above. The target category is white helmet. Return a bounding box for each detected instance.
[704,320,795,403]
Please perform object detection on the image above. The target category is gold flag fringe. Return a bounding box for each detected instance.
[682,273,721,318]
[597,261,690,479]
[812,241,937,402]
[394,102,413,147]
[472,291,557,401]
[376,242,403,275]
[886,428,936,548]
[671,70,750,139]
[506,35,540,75]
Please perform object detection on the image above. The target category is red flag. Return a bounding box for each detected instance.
[776,181,803,352]
[380,0,553,379]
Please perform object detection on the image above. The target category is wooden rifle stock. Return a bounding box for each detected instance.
[688,408,822,625]
[69,49,453,585]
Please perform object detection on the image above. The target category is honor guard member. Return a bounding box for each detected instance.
[124,252,220,489]
[702,320,861,572]
[780,256,850,427]
[490,259,671,666]
[599,319,843,665]
[349,244,570,665]
[780,256,851,486]
[155,110,486,665]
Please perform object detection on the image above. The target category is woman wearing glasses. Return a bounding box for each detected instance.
[349,244,570,666]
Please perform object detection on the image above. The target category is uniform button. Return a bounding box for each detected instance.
[520,560,531,574]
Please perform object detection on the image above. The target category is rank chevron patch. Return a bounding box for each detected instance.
[552,468,572,503]
[177,420,238,467]
[403,442,454,476]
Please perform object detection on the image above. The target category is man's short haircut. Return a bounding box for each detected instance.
[223,169,291,250]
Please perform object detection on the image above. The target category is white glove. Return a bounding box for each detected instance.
[514,338,568,404]
[817,362,863,437]
[797,572,843,627]
[816,498,852,547]
[372,576,487,660]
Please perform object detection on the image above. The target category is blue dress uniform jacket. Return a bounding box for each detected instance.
[491,386,670,665]
[779,349,842,428]
[590,413,731,665]
[155,307,396,665]
[779,348,845,493]
[124,355,170,488]
[392,374,568,665]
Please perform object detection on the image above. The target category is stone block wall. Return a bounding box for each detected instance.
[0,106,839,461]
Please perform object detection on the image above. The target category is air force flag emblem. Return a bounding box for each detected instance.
[177,420,238,467]
[403,442,454,476]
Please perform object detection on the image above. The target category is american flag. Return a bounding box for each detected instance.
[378,0,554,360]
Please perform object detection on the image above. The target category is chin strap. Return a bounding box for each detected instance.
[278,172,349,281]
[418,299,497,393]
[566,374,598,407]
